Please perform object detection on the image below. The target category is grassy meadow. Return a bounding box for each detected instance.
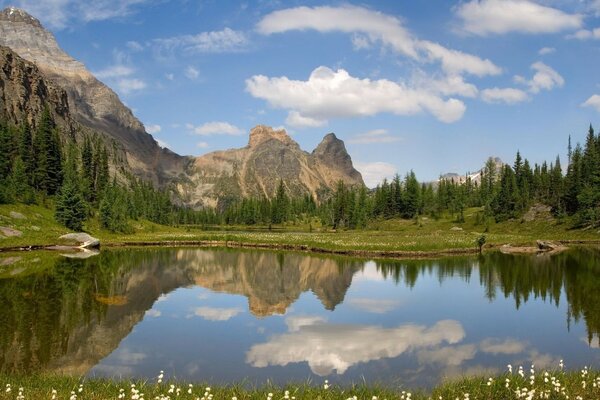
[0,204,598,255]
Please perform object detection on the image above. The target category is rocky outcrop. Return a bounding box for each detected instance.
[59,233,100,249]
[180,125,364,208]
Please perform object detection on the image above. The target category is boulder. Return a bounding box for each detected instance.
[0,226,22,237]
[59,233,100,249]
[9,211,26,219]
[450,226,463,231]
[537,240,559,251]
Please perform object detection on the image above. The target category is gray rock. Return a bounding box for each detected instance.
[537,240,559,251]
[9,211,25,219]
[0,226,22,237]
[450,226,463,231]
[59,233,100,248]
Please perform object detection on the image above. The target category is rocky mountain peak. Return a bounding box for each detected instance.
[313,132,347,159]
[248,125,296,148]
[0,7,42,28]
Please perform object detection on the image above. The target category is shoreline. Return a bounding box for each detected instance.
[1,237,599,259]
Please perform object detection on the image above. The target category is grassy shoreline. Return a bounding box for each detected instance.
[1,368,598,400]
[1,203,599,257]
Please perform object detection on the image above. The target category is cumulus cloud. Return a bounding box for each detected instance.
[126,40,144,52]
[190,121,244,136]
[145,309,162,318]
[353,161,398,188]
[246,67,467,125]
[515,62,564,93]
[582,94,600,112]
[145,124,161,134]
[538,47,556,55]
[417,344,478,366]
[191,306,243,321]
[196,141,209,149]
[256,5,501,77]
[479,338,527,354]
[246,320,465,376]
[153,28,249,55]
[569,28,600,39]
[348,129,401,145]
[455,0,582,36]
[481,87,529,104]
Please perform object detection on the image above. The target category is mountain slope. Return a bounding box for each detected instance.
[0,6,189,185]
[180,126,364,208]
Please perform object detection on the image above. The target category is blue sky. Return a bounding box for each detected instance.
[4,0,600,186]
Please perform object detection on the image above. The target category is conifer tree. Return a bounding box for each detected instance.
[55,146,87,231]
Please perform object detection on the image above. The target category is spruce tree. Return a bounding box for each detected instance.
[55,147,87,231]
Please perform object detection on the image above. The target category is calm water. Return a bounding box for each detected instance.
[0,247,599,388]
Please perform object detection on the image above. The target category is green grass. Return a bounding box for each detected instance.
[0,367,598,399]
[1,204,599,254]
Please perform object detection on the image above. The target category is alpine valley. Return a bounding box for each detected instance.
[0,7,364,209]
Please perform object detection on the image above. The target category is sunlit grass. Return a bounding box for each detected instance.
[1,204,599,254]
[1,364,599,400]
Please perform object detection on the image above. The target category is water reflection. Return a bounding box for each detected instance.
[0,247,598,387]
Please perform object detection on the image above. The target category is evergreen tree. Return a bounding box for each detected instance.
[55,147,87,231]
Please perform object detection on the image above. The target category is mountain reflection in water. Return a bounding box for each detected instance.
[0,247,598,387]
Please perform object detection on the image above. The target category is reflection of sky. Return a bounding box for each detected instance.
[89,252,600,388]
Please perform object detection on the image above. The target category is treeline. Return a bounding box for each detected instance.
[205,124,600,230]
[2,109,600,232]
[0,109,177,232]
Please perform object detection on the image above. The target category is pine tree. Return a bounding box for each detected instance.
[55,147,87,231]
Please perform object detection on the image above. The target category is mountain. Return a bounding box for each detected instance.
[0,7,364,207]
[438,157,505,185]
[0,6,188,185]
[180,125,364,208]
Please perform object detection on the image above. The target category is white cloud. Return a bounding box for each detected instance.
[347,298,400,314]
[517,62,564,93]
[479,338,527,354]
[191,121,244,136]
[582,94,600,112]
[4,0,151,29]
[246,67,467,125]
[569,27,600,39]
[413,72,479,98]
[126,40,144,52]
[165,73,175,81]
[196,141,209,149]
[153,28,248,55]
[538,47,556,55]
[417,344,478,366]
[348,129,401,145]
[191,306,243,321]
[93,64,135,79]
[354,161,398,188]
[481,87,529,104]
[285,111,327,128]
[185,66,200,80]
[246,320,465,376]
[419,40,501,77]
[145,124,161,134]
[256,5,501,77]
[116,78,146,94]
[455,0,582,36]
[145,309,162,318]
[285,315,327,332]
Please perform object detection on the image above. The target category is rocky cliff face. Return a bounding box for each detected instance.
[0,45,74,131]
[0,7,188,184]
[0,7,364,207]
[180,125,364,208]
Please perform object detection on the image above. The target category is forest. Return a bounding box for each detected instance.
[1,108,599,232]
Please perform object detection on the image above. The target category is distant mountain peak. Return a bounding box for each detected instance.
[0,6,42,28]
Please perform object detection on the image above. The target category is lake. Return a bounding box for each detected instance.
[0,247,599,388]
